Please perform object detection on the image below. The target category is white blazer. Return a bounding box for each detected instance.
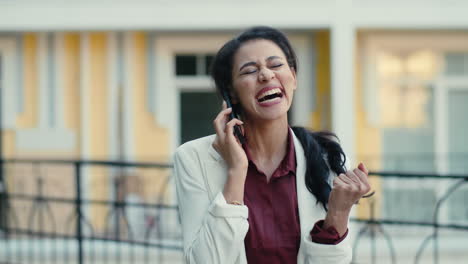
[173,132,352,264]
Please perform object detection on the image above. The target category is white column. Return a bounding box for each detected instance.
[80,33,90,160]
[0,37,18,129]
[38,32,65,129]
[123,32,134,162]
[79,32,91,234]
[107,32,119,161]
[331,0,356,164]
[54,33,66,129]
[291,35,315,127]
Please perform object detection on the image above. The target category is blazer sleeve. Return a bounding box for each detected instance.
[173,146,250,264]
[299,231,352,264]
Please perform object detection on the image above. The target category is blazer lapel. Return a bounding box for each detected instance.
[293,132,325,239]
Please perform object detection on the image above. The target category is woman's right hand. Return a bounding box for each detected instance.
[212,102,248,172]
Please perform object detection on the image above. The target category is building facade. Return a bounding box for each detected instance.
[1,0,468,238]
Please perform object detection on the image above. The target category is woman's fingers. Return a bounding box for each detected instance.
[225,118,244,143]
[333,175,347,188]
[354,168,371,192]
[329,164,375,212]
[358,162,369,175]
[345,170,361,184]
[213,107,233,139]
[211,101,248,170]
[337,172,355,186]
[337,169,371,196]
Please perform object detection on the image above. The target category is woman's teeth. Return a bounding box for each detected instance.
[257,88,282,102]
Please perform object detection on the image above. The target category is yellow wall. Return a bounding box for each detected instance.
[131,32,170,163]
[17,33,38,129]
[310,31,331,131]
[355,33,382,219]
[63,33,81,156]
[87,33,110,230]
[88,33,109,159]
[130,32,171,202]
[4,31,178,231]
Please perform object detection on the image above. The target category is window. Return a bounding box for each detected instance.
[447,89,468,223]
[180,92,218,144]
[362,34,468,225]
[176,53,218,144]
[375,50,437,173]
[445,52,468,76]
[175,54,214,76]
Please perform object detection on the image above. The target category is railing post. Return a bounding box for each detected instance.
[75,161,84,264]
[370,199,376,264]
[0,159,8,237]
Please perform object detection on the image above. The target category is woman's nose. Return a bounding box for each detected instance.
[259,68,274,82]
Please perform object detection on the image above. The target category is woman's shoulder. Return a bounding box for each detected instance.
[173,135,224,181]
[175,134,217,157]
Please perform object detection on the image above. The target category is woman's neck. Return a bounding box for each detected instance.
[243,117,289,166]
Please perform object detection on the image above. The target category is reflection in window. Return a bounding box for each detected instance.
[376,50,439,130]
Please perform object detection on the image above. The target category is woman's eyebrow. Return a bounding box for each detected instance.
[238,56,283,71]
[239,61,256,72]
[266,55,282,61]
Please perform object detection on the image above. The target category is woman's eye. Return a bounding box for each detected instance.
[241,69,257,75]
[271,63,283,68]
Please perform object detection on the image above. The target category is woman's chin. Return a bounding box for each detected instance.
[247,108,290,123]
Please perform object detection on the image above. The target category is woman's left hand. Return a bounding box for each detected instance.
[328,163,372,213]
[323,163,372,236]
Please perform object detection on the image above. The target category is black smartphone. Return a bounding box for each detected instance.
[221,90,246,145]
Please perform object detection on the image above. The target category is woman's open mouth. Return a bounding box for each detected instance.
[256,88,283,103]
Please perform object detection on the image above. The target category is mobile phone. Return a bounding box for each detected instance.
[221,90,246,145]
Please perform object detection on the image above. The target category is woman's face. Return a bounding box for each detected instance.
[231,39,297,123]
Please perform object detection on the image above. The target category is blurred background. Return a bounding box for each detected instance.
[0,0,467,263]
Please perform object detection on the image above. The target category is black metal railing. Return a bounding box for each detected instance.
[351,172,468,264]
[0,159,182,264]
[0,159,467,264]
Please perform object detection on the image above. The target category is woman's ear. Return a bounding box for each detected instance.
[291,67,297,90]
[228,86,239,104]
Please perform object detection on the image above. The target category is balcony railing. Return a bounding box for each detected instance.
[0,159,467,264]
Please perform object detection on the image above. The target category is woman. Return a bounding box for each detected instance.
[174,26,371,264]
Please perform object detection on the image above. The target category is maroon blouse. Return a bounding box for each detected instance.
[242,128,347,264]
